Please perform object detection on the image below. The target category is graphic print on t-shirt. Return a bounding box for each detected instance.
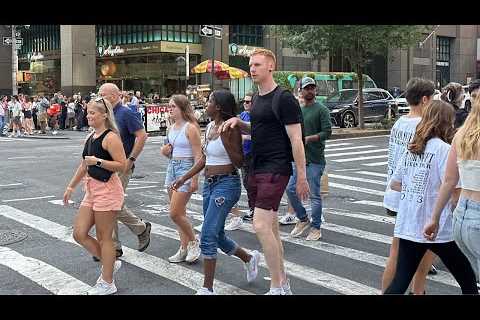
[399,151,435,205]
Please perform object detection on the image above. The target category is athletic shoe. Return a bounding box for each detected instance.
[290,220,311,237]
[196,287,216,295]
[306,228,322,241]
[92,249,122,262]
[87,279,117,295]
[279,214,298,225]
[242,211,254,222]
[428,264,438,275]
[264,287,285,295]
[185,240,201,263]
[225,216,244,231]
[282,278,293,295]
[168,246,188,263]
[138,221,151,252]
[244,250,261,283]
[97,260,122,283]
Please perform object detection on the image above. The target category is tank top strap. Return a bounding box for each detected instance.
[97,129,112,141]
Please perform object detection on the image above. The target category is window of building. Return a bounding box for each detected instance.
[436,37,450,62]
[230,25,264,47]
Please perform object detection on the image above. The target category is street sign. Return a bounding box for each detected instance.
[199,25,222,39]
[3,37,23,45]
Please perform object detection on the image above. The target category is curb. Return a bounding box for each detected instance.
[330,129,391,140]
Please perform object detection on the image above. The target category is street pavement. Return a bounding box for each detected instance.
[0,131,464,295]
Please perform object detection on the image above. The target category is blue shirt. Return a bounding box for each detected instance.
[240,111,252,155]
[113,102,144,157]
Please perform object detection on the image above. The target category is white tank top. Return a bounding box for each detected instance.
[168,122,193,158]
[204,122,232,166]
[458,160,480,192]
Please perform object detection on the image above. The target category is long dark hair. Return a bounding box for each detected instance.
[408,100,456,155]
[211,89,237,121]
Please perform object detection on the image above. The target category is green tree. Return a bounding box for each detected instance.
[272,25,430,129]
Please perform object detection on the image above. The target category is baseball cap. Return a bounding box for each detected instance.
[301,77,316,89]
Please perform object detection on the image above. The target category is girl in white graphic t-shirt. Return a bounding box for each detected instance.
[384,100,478,294]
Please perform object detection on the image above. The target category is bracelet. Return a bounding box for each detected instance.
[66,187,74,192]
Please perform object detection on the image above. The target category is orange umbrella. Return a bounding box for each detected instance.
[191,59,230,74]
[215,67,249,80]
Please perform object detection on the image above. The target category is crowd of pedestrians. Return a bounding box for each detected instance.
[54,48,480,295]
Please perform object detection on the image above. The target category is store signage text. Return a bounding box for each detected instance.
[98,45,125,57]
[229,43,258,57]
[28,52,44,61]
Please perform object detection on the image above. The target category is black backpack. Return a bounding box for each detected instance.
[252,86,305,149]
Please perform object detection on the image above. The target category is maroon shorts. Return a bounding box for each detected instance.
[247,173,290,212]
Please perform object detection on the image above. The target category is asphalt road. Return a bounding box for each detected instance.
[0,131,465,295]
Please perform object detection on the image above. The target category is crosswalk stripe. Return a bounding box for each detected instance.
[329,182,385,196]
[2,195,56,203]
[356,171,388,178]
[333,155,389,163]
[363,161,389,166]
[0,247,90,295]
[150,220,379,294]
[326,149,388,158]
[329,174,386,186]
[0,183,23,187]
[0,205,251,295]
[324,145,376,152]
[352,200,385,208]
[126,186,159,191]
[325,143,352,148]
[324,208,395,224]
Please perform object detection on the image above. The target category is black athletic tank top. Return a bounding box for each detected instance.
[82,129,114,182]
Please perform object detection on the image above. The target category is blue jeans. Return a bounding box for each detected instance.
[0,115,4,134]
[286,162,325,230]
[453,197,480,280]
[200,175,241,259]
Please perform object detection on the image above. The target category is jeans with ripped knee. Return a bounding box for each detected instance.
[200,175,241,259]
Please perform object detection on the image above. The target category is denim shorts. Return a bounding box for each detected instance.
[164,158,194,193]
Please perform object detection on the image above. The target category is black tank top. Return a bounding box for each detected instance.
[82,129,114,182]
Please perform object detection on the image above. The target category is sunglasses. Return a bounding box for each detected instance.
[95,97,108,110]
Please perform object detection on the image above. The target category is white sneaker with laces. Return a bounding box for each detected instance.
[225,216,243,231]
[282,278,293,295]
[87,279,117,295]
[264,287,285,295]
[97,260,122,283]
[185,240,201,263]
[168,246,188,263]
[244,250,261,283]
[196,287,216,295]
[279,214,298,225]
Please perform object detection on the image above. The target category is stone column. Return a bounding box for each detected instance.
[0,25,13,95]
[60,25,96,96]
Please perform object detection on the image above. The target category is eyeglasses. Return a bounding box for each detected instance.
[95,97,109,111]
[244,100,252,104]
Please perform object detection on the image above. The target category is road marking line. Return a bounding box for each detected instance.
[2,196,56,203]
[324,208,394,224]
[48,200,75,206]
[7,156,38,160]
[328,182,385,196]
[0,183,23,187]
[363,161,388,166]
[324,145,376,152]
[129,181,162,184]
[0,247,90,295]
[184,206,459,289]
[352,200,385,208]
[329,174,386,186]
[326,148,388,158]
[333,155,388,162]
[325,143,352,148]
[0,205,250,295]
[356,171,388,178]
[126,186,159,191]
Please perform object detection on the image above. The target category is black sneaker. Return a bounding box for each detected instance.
[428,264,437,275]
[138,221,152,252]
[116,249,123,258]
[242,211,254,222]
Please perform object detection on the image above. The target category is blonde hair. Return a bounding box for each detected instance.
[456,94,480,160]
[251,48,277,68]
[88,98,120,134]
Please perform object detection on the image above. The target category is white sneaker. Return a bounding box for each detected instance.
[282,278,293,295]
[168,246,188,263]
[225,216,243,231]
[87,279,117,295]
[194,223,203,232]
[185,240,201,263]
[196,287,216,295]
[264,287,285,295]
[279,214,298,225]
[244,250,261,283]
[97,260,122,283]
[290,220,311,237]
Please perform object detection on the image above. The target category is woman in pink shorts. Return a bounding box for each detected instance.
[63,97,126,295]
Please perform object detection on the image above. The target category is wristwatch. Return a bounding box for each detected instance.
[129,156,136,162]
[96,159,102,167]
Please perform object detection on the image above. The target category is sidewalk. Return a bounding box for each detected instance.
[330,127,390,140]
[6,130,89,140]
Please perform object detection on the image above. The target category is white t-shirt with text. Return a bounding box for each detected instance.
[383,116,422,212]
[391,138,454,243]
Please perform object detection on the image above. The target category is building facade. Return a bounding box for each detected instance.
[1,25,479,96]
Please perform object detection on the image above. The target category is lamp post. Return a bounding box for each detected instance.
[8,25,29,95]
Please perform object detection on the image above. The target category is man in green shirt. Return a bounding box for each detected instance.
[286,77,332,241]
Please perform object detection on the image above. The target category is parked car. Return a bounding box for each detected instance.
[396,89,441,116]
[324,88,398,128]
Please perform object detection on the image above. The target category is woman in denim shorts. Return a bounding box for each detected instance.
[171,89,261,295]
[161,95,203,264]
[425,91,480,286]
